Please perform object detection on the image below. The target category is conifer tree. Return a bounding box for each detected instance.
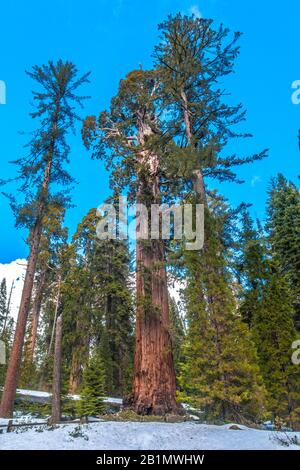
[82,71,180,414]
[236,205,300,426]
[63,209,133,396]
[152,14,267,418]
[78,349,106,419]
[0,61,89,417]
[235,209,266,326]
[82,14,267,415]
[154,14,267,203]
[179,207,266,423]
[252,261,300,428]
[20,206,68,389]
[266,174,300,330]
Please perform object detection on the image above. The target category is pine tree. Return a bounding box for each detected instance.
[20,205,68,389]
[236,204,300,427]
[0,61,89,417]
[179,208,266,423]
[266,174,300,330]
[36,240,71,392]
[235,209,267,326]
[252,260,300,428]
[62,209,134,397]
[78,349,106,419]
[154,14,267,203]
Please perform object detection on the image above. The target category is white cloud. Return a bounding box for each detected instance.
[0,259,26,320]
[189,5,202,18]
[250,176,262,188]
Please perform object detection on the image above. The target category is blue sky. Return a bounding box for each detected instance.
[0,0,299,263]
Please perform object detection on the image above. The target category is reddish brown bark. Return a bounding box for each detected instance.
[0,157,52,418]
[130,238,180,415]
[51,315,62,424]
[69,317,90,394]
[127,114,180,415]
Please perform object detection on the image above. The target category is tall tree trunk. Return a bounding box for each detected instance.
[0,158,52,418]
[69,355,82,394]
[51,315,62,425]
[69,317,90,394]
[48,274,62,356]
[128,118,180,415]
[130,238,180,414]
[26,270,46,362]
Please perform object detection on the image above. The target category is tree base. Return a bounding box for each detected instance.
[124,394,184,416]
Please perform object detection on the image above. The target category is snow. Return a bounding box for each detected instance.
[0,259,26,320]
[1,389,298,450]
[14,389,122,404]
[0,416,47,426]
[1,421,299,450]
[16,389,51,398]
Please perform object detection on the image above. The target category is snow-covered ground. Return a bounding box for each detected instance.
[14,388,122,404]
[1,421,299,450]
[1,389,299,450]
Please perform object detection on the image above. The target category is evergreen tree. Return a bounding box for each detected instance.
[36,241,71,392]
[82,14,266,415]
[154,14,267,204]
[252,260,300,428]
[235,209,267,326]
[0,61,89,417]
[82,70,181,414]
[179,208,266,423]
[63,209,134,397]
[236,204,300,427]
[78,349,106,419]
[20,204,68,389]
[267,174,300,330]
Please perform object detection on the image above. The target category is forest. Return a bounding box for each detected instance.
[0,12,300,443]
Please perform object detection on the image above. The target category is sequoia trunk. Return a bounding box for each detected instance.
[130,238,180,415]
[128,117,180,415]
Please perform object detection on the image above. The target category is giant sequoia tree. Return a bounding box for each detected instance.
[83,14,268,416]
[83,71,180,414]
[0,61,89,417]
[154,14,267,203]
